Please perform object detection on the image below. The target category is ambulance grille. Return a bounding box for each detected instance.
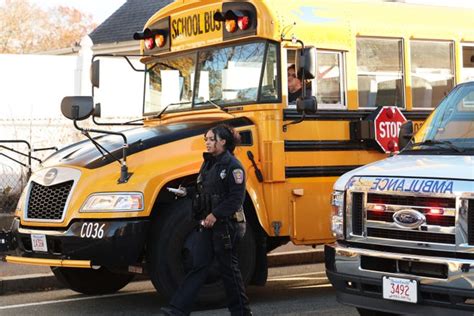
[351,191,456,245]
[352,192,364,236]
[367,227,455,244]
[468,200,474,245]
[367,194,455,208]
[26,181,73,220]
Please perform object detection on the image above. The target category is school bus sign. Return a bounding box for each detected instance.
[171,5,222,48]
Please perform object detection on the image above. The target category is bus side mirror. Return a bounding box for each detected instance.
[61,96,94,121]
[298,47,316,80]
[296,96,317,114]
[90,60,100,88]
[93,103,101,118]
[398,120,414,150]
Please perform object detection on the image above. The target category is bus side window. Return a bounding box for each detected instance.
[316,50,345,108]
[357,37,404,108]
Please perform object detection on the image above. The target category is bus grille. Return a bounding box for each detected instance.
[26,181,73,220]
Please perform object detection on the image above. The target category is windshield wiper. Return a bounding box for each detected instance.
[410,139,464,153]
[149,101,192,119]
[195,99,233,113]
[195,99,223,108]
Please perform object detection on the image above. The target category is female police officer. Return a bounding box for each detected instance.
[162,124,252,316]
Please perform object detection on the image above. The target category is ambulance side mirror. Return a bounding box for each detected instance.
[398,120,414,150]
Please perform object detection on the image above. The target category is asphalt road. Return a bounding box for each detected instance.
[0,263,358,315]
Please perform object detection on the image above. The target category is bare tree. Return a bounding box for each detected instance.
[0,0,96,54]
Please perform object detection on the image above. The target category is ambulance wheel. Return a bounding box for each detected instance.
[357,308,399,316]
[52,266,134,295]
[148,199,256,305]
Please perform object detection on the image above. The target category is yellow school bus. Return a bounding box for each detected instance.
[5,0,474,302]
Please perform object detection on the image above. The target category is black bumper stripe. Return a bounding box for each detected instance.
[285,140,368,151]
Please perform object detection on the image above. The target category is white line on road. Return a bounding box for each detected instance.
[269,271,326,278]
[268,276,328,282]
[0,289,156,310]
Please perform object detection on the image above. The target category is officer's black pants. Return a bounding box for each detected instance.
[169,220,251,315]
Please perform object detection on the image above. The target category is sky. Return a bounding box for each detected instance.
[30,0,127,24]
[4,0,474,25]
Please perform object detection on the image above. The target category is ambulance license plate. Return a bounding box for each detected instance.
[31,234,48,252]
[383,276,417,303]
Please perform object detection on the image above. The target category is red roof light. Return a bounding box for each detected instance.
[238,16,250,30]
[144,37,155,50]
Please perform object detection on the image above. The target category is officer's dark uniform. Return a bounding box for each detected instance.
[168,150,251,316]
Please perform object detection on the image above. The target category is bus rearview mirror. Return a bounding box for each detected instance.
[298,47,316,80]
[398,120,414,150]
[296,96,317,114]
[90,60,100,88]
[61,96,94,121]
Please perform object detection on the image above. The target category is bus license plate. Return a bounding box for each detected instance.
[31,234,48,252]
[383,276,417,303]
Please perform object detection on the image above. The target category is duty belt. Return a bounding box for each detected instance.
[232,210,246,223]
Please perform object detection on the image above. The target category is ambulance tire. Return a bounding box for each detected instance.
[148,199,256,305]
[51,266,134,295]
[357,308,399,316]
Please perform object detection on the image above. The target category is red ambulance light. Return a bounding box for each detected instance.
[155,34,165,48]
[237,16,250,30]
[372,205,386,212]
[144,37,155,50]
[225,19,237,33]
[428,208,444,215]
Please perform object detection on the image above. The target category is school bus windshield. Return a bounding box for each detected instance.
[144,40,279,114]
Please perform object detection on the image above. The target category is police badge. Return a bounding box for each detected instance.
[220,169,227,179]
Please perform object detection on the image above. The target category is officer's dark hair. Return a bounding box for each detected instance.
[209,124,241,154]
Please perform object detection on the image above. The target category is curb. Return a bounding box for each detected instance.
[0,249,324,295]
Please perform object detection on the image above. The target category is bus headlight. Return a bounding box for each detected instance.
[15,185,29,215]
[81,193,144,212]
[331,190,345,239]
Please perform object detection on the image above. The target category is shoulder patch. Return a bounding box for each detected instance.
[232,169,244,184]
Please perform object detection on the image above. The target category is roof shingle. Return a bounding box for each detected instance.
[89,0,172,45]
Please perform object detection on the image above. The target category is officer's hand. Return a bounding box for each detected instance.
[203,213,217,228]
[176,186,187,197]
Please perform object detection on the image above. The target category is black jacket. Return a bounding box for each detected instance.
[194,150,246,219]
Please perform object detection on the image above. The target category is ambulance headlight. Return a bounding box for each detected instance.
[81,193,144,212]
[331,190,345,239]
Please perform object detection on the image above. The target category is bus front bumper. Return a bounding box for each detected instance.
[8,217,149,268]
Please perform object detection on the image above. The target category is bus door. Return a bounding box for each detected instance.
[283,48,348,244]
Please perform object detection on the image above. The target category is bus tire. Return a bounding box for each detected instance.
[51,266,134,295]
[148,199,256,305]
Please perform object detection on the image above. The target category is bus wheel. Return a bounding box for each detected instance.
[51,266,134,295]
[148,199,256,305]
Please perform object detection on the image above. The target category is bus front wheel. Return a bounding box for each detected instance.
[51,266,134,295]
[148,199,256,305]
